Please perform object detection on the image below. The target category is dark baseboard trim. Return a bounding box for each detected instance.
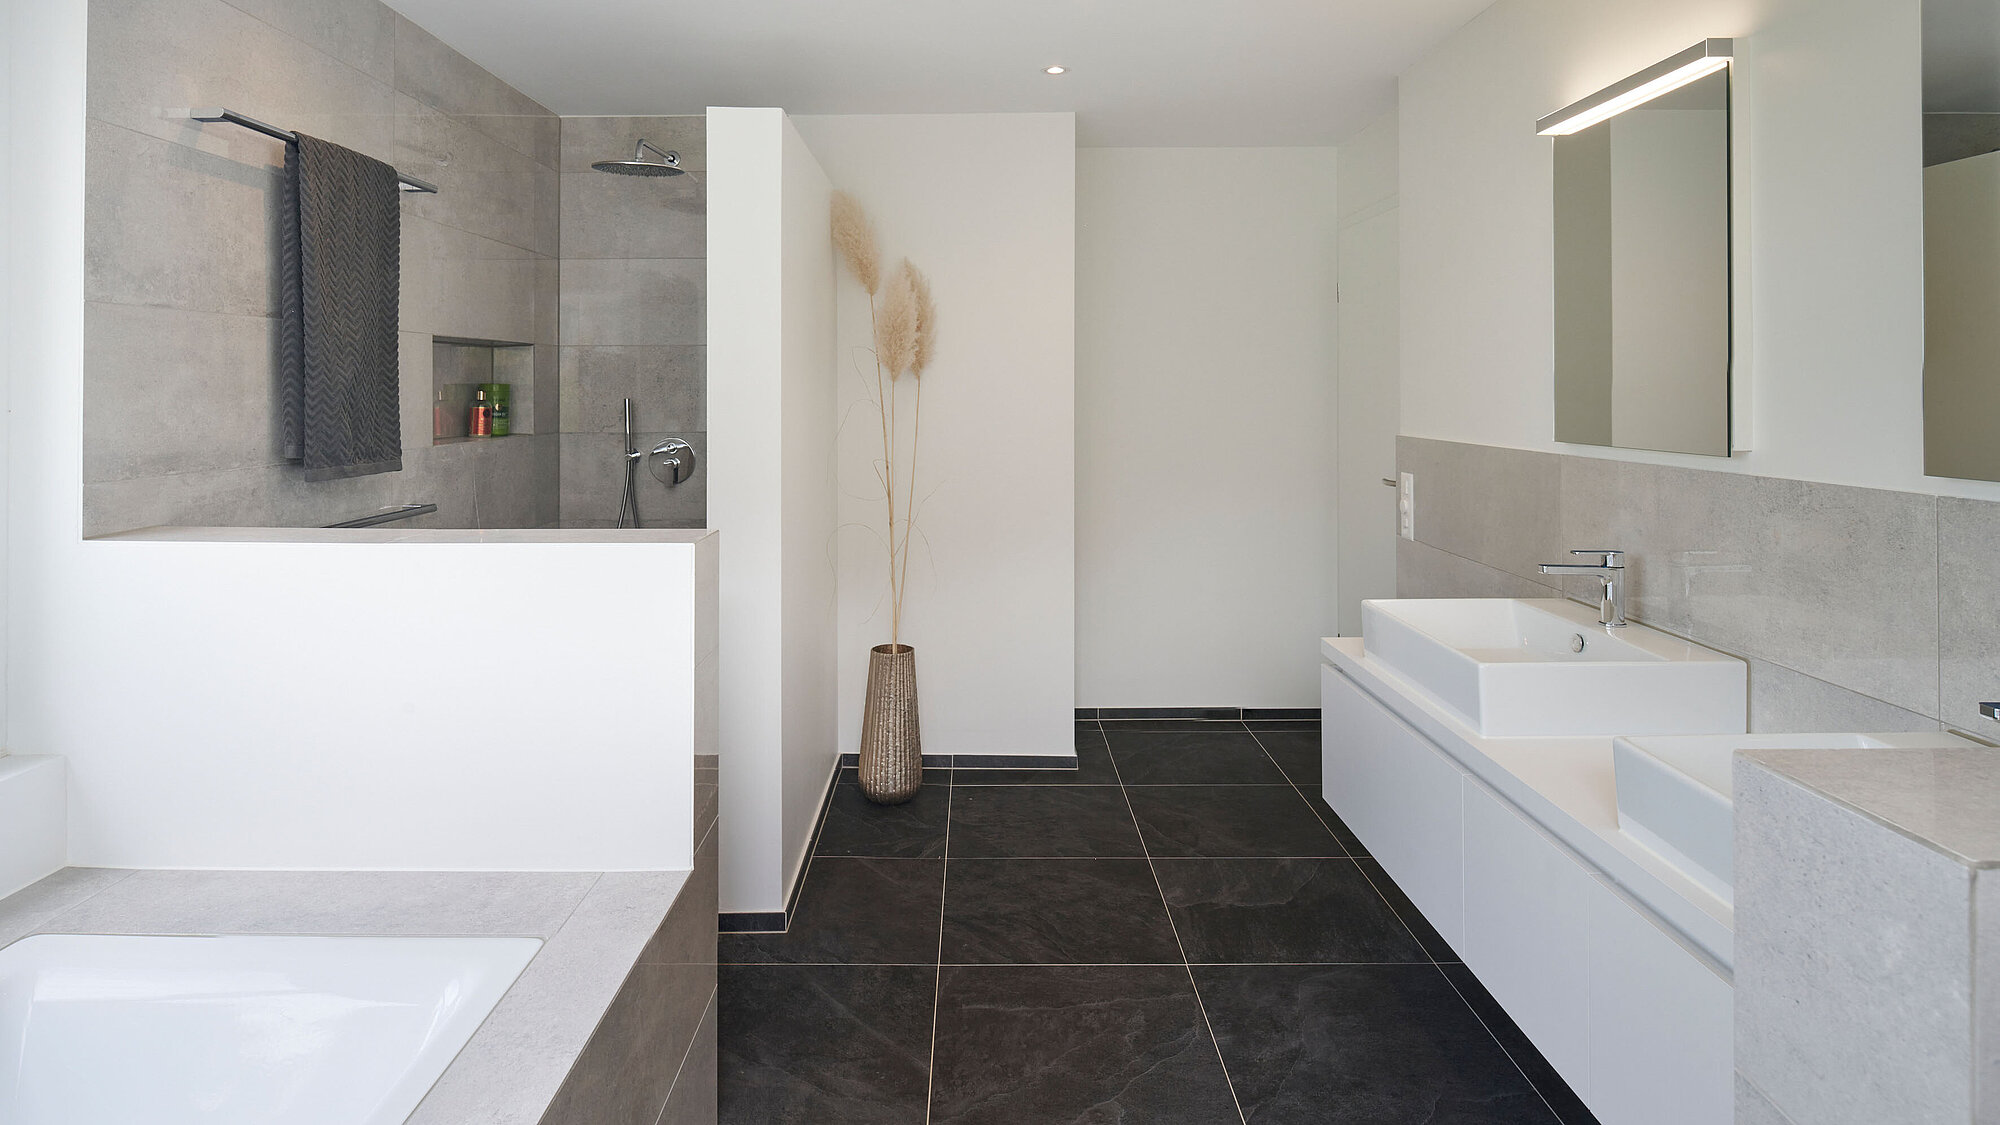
[1080,706,1323,722]
[719,761,843,935]
[837,752,1079,770]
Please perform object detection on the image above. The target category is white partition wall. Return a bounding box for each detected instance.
[793,113,1076,762]
[708,107,840,915]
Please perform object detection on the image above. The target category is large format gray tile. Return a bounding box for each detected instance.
[1689,475,1939,718]
[1557,455,1722,635]
[1734,761,1973,1125]
[661,989,719,1125]
[391,13,557,167]
[84,442,472,536]
[1746,656,1938,734]
[1395,538,1557,601]
[0,869,134,948]
[559,258,705,346]
[85,119,281,318]
[474,433,560,529]
[559,345,705,434]
[1939,496,2000,733]
[90,0,395,162]
[1400,436,1561,584]
[561,115,707,174]
[83,302,281,483]
[223,0,395,83]
[395,94,559,256]
[561,170,705,260]
[1736,1073,1796,1125]
[404,217,549,344]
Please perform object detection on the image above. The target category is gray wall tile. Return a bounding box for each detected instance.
[85,120,280,318]
[1394,537,1558,603]
[84,302,281,483]
[1746,657,1938,735]
[1939,497,2000,734]
[1736,761,1976,1125]
[559,432,706,529]
[90,0,395,162]
[558,346,705,434]
[558,258,705,347]
[658,991,718,1125]
[396,95,560,256]
[1398,436,1561,584]
[1735,1073,1797,1125]
[222,0,395,83]
[390,13,557,167]
[560,170,704,259]
[560,116,706,174]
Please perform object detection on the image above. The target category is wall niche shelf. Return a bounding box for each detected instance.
[432,336,536,442]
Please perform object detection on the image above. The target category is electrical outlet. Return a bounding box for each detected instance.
[1398,472,1415,540]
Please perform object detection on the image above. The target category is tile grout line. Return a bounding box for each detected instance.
[922,760,953,1125]
[1106,722,1251,1125]
[1295,715,1581,1125]
[1239,720,1355,855]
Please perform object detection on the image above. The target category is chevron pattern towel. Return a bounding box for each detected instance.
[280,133,403,482]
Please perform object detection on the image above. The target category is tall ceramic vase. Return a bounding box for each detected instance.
[859,643,922,804]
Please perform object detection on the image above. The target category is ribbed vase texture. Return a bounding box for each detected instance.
[859,644,922,804]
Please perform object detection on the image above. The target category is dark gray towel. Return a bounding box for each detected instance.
[280,133,403,481]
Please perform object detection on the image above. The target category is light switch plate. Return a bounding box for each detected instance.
[1398,472,1415,540]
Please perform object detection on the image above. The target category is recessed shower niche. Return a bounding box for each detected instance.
[432,338,538,442]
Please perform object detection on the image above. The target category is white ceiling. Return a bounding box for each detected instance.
[382,0,1496,146]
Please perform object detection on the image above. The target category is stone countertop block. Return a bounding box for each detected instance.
[0,865,692,1125]
[1741,746,2000,868]
[93,525,716,544]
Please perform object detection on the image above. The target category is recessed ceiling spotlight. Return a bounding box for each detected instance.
[1044,65,1066,75]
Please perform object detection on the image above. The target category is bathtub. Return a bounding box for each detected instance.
[0,932,540,1124]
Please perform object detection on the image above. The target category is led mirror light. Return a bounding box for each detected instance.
[1045,65,1066,75]
[1536,39,1734,136]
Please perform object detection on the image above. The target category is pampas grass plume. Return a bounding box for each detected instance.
[908,263,936,379]
[830,190,881,296]
[875,262,918,378]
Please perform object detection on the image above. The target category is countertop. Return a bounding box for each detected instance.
[0,865,691,1125]
[93,526,717,544]
[1742,746,2000,869]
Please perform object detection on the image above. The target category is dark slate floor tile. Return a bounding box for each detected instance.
[1304,793,1368,855]
[1154,858,1428,965]
[1194,964,1561,1125]
[1358,859,1460,963]
[942,859,1181,965]
[1244,719,1320,732]
[1442,963,1601,1125]
[1126,785,1345,858]
[718,964,935,1125]
[1252,728,1321,786]
[721,858,943,965]
[815,775,949,858]
[1100,718,1247,732]
[930,965,1242,1124]
[949,785,1144,857]
[1107,728,1291,785]
[952,733,1120,785]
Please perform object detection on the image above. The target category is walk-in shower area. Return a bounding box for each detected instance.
[79,14,706,535]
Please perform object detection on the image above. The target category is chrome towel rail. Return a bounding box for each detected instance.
[190,108,440,194]
[323,503,438,529]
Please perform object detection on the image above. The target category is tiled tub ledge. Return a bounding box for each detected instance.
[91,526,716,544]
[0,865,717,1125]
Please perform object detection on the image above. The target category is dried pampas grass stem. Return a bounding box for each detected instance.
[830,190,881,296]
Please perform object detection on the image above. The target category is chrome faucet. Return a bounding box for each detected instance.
[1540,549,1628,628]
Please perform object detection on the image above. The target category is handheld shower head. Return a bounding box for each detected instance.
[592,139,685,177]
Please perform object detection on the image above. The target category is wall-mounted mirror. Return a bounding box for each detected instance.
[1544,40,1734,458]
[1922,1,2000,482]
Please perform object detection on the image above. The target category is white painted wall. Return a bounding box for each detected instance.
[4,0,702,873]
[1075,146,1338,706]
[708,107,839,914]
[1337,109,1402,637]
[793,114,1076,757]
[1398,0,1999,500]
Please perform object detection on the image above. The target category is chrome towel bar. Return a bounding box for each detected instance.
[190,108,441,194]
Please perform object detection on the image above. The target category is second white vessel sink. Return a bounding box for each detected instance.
[1360,598,1746,738]
[1613,730,1976,903]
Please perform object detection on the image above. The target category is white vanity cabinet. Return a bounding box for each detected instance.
[1321,660,1731,1125]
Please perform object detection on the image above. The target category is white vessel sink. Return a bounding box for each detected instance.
[1360,598,1745,738]
[1613,731,1975,903]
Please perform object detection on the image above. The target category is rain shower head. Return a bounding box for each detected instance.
[592,139,685,176]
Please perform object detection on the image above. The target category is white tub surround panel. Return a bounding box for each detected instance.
[39,528,712,872]
[1321,638,1736,1125]
[1735,747,2000,1125]
[0,758,63,899]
